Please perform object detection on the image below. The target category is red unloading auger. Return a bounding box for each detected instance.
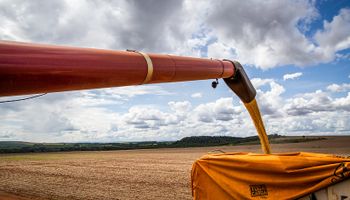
[0,40,256,103]
[0,40,271,153]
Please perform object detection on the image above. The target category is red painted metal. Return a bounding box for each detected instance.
[0,41,235,96]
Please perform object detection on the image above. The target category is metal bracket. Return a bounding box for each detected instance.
[127,49,154,84]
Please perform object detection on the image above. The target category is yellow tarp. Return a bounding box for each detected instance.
[191,152,350,200]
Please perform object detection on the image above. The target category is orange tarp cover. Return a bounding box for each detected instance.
[191,152,350,200]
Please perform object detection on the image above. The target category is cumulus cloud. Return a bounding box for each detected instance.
[283,72,303,80]
[206,0,319,68]
[244,78,350,135]
[248,78,350,137]
[251,77,285,116]
[207,42,236,60]
[0,93,77,141]
[1,79,350,141]
[116,84,350,140]
[314,8,350,54]
[326,83,350,92]
[193,98,239,123]
[168,101,191,114]
[0,0,204,56]
[0,84,172,142]
[278,91,350,134]
[206,2,350,69]
[284,90,334,115]
[251,78,275,88]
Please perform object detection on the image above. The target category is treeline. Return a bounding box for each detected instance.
[174,136,253,147]
[0,134,294,154]
[173,134,282,147]
[0,141,173,153]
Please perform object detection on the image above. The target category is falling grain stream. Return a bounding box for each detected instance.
[244,98,271,154]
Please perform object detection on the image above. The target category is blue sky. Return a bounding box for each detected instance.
[0,0,349,142]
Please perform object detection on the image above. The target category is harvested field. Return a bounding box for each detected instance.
[0,136,350,200]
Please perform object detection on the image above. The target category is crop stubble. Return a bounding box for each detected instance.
[0,136,349,200]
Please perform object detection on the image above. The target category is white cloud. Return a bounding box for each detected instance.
[205,0,320,68]
[191,93,202,98]
[256,80,285,116]
[333,92,350,111]
[283,72,303,81]
[251,78,286,116]
[168,101,191,114]
[205,2,350,69]
[207,42,236,60]
[0,0,202,56]
[259,82,350,135]
[327,83,350,92]
[0,84,173,142]
[314,8,350,53]
[251,78,275,89]
[284,90,334,115]
[1,80,350,142]
[193,98,239,123]
[278,91,350,134]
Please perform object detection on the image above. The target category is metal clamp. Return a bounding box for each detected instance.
[127,49,154,84]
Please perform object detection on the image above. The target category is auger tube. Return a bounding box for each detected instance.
[223,60,256,103]
[0,40,255,101]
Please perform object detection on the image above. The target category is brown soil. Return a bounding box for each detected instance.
[0,136,349,200]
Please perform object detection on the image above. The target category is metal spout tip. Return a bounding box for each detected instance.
[223,60,256,103]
